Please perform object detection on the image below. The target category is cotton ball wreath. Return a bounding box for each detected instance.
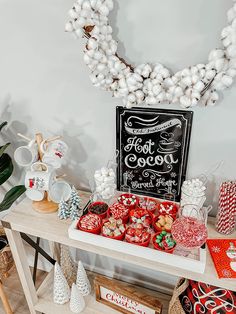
[94,167,116,200]
[66,0,236,108]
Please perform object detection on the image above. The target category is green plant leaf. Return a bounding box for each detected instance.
[0,121,7,132]
[0,143,10,158]
[0,185,26,211]
[0,153,13,185]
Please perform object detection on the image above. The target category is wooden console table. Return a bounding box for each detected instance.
[1,191,236,314]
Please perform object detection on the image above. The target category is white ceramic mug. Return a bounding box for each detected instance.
[40,139,68,169]
[25,189,45,201]
[14,140,39,167]
[49,180,71,203]
[25,162,55,191]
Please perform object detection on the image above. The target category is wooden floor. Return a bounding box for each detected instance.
[0,267,171,314]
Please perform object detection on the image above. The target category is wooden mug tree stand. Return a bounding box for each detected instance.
[31,133,58,214]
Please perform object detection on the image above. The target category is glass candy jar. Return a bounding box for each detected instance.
[171,204,210,250]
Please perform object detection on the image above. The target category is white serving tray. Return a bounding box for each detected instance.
[68,220,206,273]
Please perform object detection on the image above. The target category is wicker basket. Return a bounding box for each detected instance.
[0,227,14,279]
[168,278,189,314]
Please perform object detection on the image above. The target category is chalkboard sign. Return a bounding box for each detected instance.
[116,107,193,201]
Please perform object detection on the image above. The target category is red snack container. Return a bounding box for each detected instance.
[77,213,102,234]
[157,201,179,218]
[153,214,174,233]
[152,232,176,253]
[101,219,126,241]
[108,203,129,224]
[129,208,153,226]
[125,225,151,247]
[118,193,139,210]
[138,196,160,214]
[88,201,108,219]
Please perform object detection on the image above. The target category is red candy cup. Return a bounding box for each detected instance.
[129,208,153,226]
[126,233,151,247]
[108,203,130,224]
[138,197,160,214]
[152,232,175,253]
[101,219,126,241]
[118,193,139,209]
[158,201,179,218]
[153,214,174,233]
[88,201,108,219]
[77,214,102,234]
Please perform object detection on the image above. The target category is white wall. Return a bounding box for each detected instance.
[0,0,235,290]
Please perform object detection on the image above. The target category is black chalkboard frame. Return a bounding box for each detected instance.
[116,106,193,202]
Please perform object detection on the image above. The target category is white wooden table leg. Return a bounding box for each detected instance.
[5,229,39,314]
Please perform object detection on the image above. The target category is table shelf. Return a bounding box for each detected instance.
[35,270,170,314]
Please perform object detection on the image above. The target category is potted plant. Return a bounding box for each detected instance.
[0,121,26,212]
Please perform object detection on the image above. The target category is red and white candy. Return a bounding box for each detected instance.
[109,203,129,219]
[79,214,101,230]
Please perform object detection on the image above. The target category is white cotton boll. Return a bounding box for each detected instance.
[94,51,103,60]
[97,63,106,72]
[148,97,158,105]
[119,78,127,88]
[180,96,192,108]
[153,63,164,73]
[182,68,191,77]
[135,90,144,100]
[191,66,198,75]
[166,92,173,102]
[227,44,236,57]
[80,9,90,18]
[90,0,97,8]
[227,7,236,23]
[191,91,200,100]
[221,26,231,39]
[208,49,225,61]
[128,93,136,103]
[185,88,192,98]
[75,28,84,38]
[127,76,137,86]
[227,68,236,77]
[126,101,134,108]
[87,38,98,50]
[191,98,198,106]
[83,54,91,64]
[199,69,206,78]
[194,80,205,92]
[105,0,114,10]
[196,64,205,70]
[192,75,200,84]
[133,73,143,82]
[74,3,81,12]
[68,9,78,19]
[164,78,174,87]
[222,36,232,48]
[91,25,100,36]
[82,0,91,10]
[182,76,192,86]
[206,69,216,80]
[76,17,86,27]
[65,22,74,32]
[152,84,161,95]
[156,92,165,102]
[174,86,183,97]
[99,5,109,16]
[215,58,228,72]
[90,74,97,84]
[160,68,170,78]
[222,75,233,87]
